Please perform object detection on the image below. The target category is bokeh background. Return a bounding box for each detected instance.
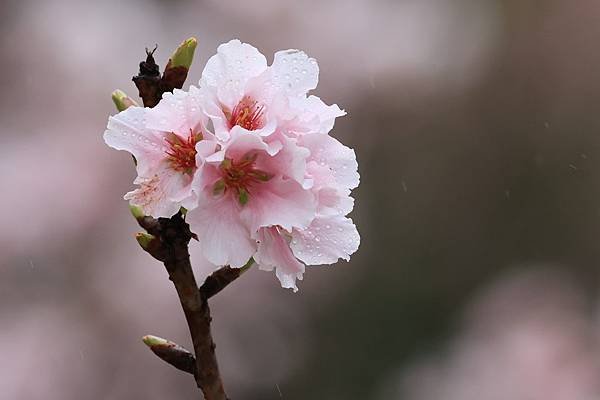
[3,0,600,398]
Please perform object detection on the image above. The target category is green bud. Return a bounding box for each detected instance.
[136,232,156,250]
[142,335,168,347]
[168,37,198,69]
[129,204,145,220]
[112,89,138,112]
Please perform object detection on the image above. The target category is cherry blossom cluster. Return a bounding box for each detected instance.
[104,40,359,291]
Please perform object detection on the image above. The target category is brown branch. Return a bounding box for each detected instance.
[200,261,254,299]
[136,213,228,400]
[128,40,231,399]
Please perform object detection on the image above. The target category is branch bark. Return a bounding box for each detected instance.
[200,261,253,299]
[138,213,228,400]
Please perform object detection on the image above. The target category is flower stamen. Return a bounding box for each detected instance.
[165,129,202,174]
[227,96,265,131]
[214,152,272,204]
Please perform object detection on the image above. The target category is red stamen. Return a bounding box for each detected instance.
[165,129,202,174]
[217,153,272,204]
[228,96,265,131]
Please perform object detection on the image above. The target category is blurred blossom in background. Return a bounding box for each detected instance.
[2,0,600,399]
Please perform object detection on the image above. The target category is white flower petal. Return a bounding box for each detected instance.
[271,49,319,96]
[301,133,359,190]
[290,216,360,265]
[104,106,163,175]
[289,95,346,134]
[201,39,268,108]
[146,86,206,136]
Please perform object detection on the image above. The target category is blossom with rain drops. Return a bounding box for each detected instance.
[104,39,360,291]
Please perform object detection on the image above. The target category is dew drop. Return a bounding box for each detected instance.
[315,237,320,242]
[326,224,331,229]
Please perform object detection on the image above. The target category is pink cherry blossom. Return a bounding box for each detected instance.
[186,40,360,291]
[104,39,360,291]
[104,87,214,217]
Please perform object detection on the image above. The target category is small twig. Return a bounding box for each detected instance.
[200,261,254,300]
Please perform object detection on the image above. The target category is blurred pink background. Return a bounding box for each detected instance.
[2,0,600,398]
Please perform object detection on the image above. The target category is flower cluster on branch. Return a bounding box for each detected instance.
[105,39,359,290]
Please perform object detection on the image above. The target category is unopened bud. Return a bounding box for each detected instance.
[168,37,198,69]
[112,89,138,112]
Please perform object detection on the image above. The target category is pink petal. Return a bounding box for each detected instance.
[241,176,316,232]
[255,227,305,292]
[124,161,192,218]
[187,191,256,268]
[290,215,360,265]
[256,134,310,185]
[300,133,359,190]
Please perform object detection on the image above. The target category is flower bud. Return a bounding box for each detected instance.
[135,232,156,251]
[111,89,138,112]
[168,37,198,69]
[142,335,168,347]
